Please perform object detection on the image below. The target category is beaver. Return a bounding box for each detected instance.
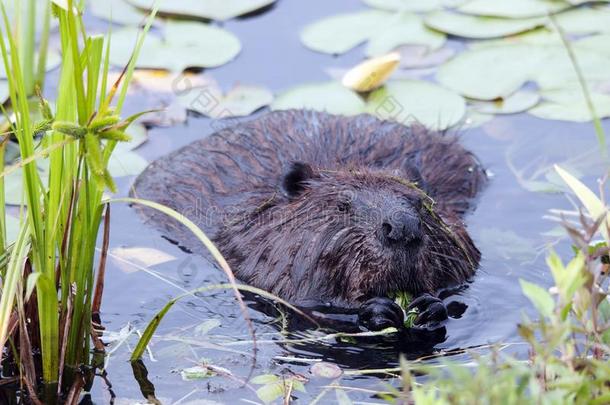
[132,110,486,331]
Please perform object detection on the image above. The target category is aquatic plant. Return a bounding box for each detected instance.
[0,0,155,401]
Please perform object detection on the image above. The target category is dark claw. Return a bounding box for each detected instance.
[358,297,405,331]
[408,293,448,326]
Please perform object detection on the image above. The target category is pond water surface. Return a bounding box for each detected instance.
[79,0,610,403]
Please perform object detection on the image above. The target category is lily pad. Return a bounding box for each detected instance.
[4,165,48,206]
[457,0,570,19]
[554,7,610,34]
[425,10,545,39]
[127,0,276,21]
[363,0,466,12]
[311,362,343,379]
[0,50,61,79]
[366,80,466,130]
[179,84,273,119]
[108,150,149,177]
[398,45,456,69]
[109,246,176,273]
[301,10,445,56]
[0,81,8,102]
[471,91,540,114]
[6,214,20,244]
[89,0,147,26]
[109,22,241,71]
[271,82,366,116]
[438,45,537,100]
[529,88,610,122]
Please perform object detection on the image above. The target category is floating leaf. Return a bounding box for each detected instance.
[271,82,366,116]
[4,166,49,206]
[110,22,241,71]
[128,0,276,21]
[5,214,19,244]
[114,122,148,153]
[366,80,466,130]
[311,362,343,379]
[529,89,610,122]
[457,0,570,18]
[107,150,149,178]
[109,246,176,273]
[471,91,540,115]
[0,50,61,79]
[301,10,445,56]
[398,45,455,69]
[0,81,8,102]
[251,374,280,385]
[425,10,545,39]
[180,366,217,381]
[554,7,610,35]
[363,0,466,12]
[89,0,146,25]
[520,279,555,318]
[365,13,445,56]
[179,84,273,119]
[256,382,285,404]
[342,52,400,92]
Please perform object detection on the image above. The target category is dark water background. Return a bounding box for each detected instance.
[65,0,610,403]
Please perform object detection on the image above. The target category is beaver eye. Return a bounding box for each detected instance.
[337,201,351,213]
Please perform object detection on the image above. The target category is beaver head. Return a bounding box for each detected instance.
[215,161,479,308]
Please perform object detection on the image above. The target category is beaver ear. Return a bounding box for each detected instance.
[282,162,315,198]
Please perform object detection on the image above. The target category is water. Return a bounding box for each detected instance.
[73,0,610,403]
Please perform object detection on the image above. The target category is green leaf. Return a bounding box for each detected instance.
[251,374,280,385]
[471,90,540,115]
[271,81,366,116]
[366,80,466,130]
[88,0,146,26]
[425,10,545,39]
[457,0,570,19]
[179,84,273,119]
[256,382,284,404]
[25,272,42,301]
[109,21,241,71]
[301,10,445,56]
[5,214,19,244]
[115,122,147,153]
[180,365,216,381]
[529,88,610,122]
[107,150,149,177]
[437,44,542,100]
[519,279,555,318]
[554,7,610,35]
[363,0,466,12]
[127,0,276,21]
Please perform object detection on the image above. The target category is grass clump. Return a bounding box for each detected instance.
[0,0,155,402]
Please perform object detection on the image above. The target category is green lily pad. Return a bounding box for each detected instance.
[471,91,540,114]
[554,7,610,34]
[0,50,61,79]
[108,150,149,177]
[577,34,610,57]
[0,80,9,102]
[366,80,466,130]
[425,10,545,39]
[127,0,276,21]
[179,84,273,118]
[6,214,20,244]
[365,13,445,56]
[301,10,445,56]
[89,0,147,26]
[438,44,542,100]
[109,22,241,71]
[4,165,48,206]
[363,0,466,12]
[457,0,570,18]
[529,88,610,122]
[271,82,366,116]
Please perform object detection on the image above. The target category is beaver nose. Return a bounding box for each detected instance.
[381,211,422,244]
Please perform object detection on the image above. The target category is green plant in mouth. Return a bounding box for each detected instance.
[0,0,156,401]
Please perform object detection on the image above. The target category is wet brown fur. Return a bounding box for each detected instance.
[132,110,486,308]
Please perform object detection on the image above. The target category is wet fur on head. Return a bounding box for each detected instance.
[132,110,486,308]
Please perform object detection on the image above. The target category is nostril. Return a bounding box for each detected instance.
[382,222,393,239]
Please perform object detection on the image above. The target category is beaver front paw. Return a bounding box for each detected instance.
[407,293,448,327]
[358,297,405,331]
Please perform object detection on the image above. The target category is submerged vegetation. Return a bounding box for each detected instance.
[0,0,608,404]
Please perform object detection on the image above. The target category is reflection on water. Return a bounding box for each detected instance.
[85,0,610,403]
